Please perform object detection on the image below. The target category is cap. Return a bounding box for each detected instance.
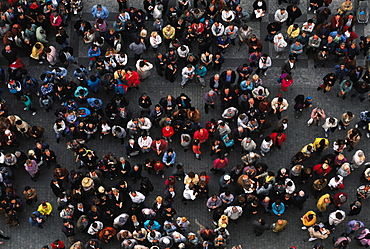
[306,96,312,100]
[224,175,231,181]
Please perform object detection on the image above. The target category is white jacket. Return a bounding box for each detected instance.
[149,35,162,48]
[183,185,196,200]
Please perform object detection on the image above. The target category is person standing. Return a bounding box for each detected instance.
[286,4,302,26]
[273,33,287,58]
[255,54,272,76]
[271,97,289,119]
[204,90,218,114]
[270,132,286,150]
[24,159,39,182]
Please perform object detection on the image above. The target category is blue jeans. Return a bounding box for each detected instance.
[88,60,96,70]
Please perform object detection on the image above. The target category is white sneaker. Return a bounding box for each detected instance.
[325,133,328,138]
[32,112,37,116]
[355,124,358,128]
[313,10,316,13]
[301,226,307,230]
[264,72,267,76]
[276,55,280,58]
[308,238,317,242]
[24,107,27,111]
[39,61,44,64]
[367,133,370,139]
[308,7,312,11]
[363,126,366,130]
[338,126,342,130]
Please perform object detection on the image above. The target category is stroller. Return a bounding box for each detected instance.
[357,0,369,24]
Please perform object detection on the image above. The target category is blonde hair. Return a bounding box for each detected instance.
[151,31,158,37]
[156,196,162,202]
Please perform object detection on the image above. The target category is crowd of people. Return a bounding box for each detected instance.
[0,0,369,248]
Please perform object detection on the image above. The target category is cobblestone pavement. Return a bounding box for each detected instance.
[0,0,369,248]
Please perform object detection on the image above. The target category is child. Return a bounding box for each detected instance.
[21,95,37,115]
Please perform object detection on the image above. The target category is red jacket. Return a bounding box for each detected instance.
[194,129,209,143]
[313,163,331,176]
[51,240,65,249]
[333,192,348,206]
[270,132,286,146]
[126,71,140,87]
[150,140,168,152]
[154,161,164,171]
[162,126,175,138]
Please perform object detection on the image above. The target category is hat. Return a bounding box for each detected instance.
[98,186,105,193]
[179,243,185,248]
[306,96,312,100]
[209,90,215,95]
[224,175,231,181]
[4,130,10,135]
[82,177,93,188]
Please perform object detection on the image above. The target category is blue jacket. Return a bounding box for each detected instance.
[87,98,103,109]
[334,65,349,78]
[240,80,254,91]
[87,78,102,92]
[290,43,303,54]
[222,134,234,147]
[91,5,109,19]
[162,151,177,165]
[88,47,101,58]
[29,211,44,227]
[360,111,370,122]
[114,79,127,94]
[329,31,346,44]
[74,68,88,81]
[195,66,207,77]
[271,202,285,215]
[74,86,89,98]
[144,220,161,231]
[22,77,38,92]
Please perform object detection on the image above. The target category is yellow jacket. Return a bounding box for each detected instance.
[317,194,331,212]
[37,202,53,215]
[30,42,44,60]
[286,25,300,39]
[313,138,329,151]
[301,143,314,157]
[301,211,317,227]
[162,26,175,40]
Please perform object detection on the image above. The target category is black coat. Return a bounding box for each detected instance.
[50,180,66,197]
[219,71,236,88]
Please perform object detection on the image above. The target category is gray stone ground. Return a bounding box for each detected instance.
[0,0,369,248]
